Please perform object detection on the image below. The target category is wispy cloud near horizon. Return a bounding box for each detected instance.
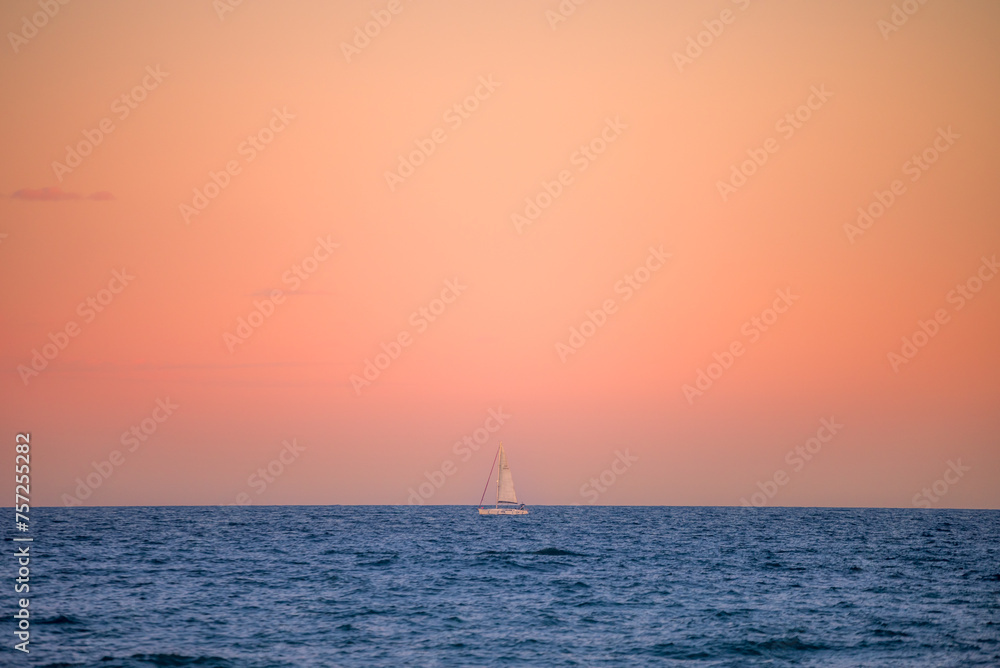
[11,187,114,201]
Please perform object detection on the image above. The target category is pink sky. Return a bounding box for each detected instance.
[2,0,998,508]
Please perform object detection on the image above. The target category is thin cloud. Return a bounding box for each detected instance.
[11,187,114,201]
[250,288,336,297]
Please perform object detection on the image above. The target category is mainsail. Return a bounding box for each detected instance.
[478,441,528,515]
[497,442,518,504]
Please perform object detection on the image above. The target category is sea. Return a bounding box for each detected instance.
[8,506,999,667]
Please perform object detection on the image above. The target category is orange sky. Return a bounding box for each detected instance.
[2,0,998,509]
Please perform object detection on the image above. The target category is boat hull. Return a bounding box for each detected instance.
[478,507,529,515]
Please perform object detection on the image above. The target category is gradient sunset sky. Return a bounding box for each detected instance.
[2,0,998,508]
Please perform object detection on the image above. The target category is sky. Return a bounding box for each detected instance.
[1,0,998,509]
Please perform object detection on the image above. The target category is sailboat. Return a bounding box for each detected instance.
[478,441,529,515]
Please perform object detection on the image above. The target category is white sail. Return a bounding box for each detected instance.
[497,442,518,504]
[478,441,528,515]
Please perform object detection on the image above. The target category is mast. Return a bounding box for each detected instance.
[495,442,502,508]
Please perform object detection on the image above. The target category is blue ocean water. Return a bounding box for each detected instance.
[9,506,999,667]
